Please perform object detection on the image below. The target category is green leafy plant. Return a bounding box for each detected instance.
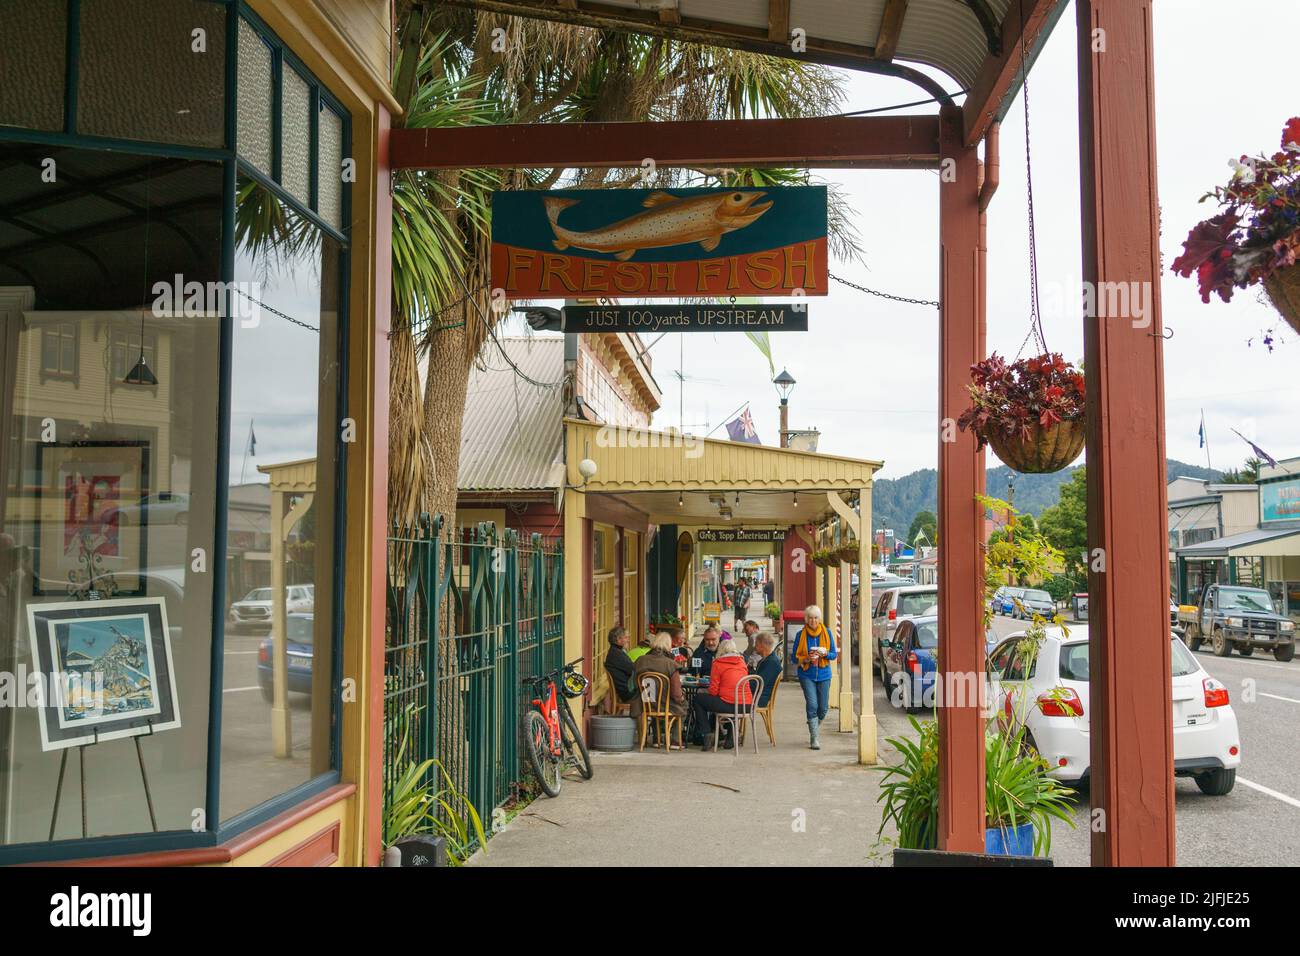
[979,493,1065,631]
[876,717,1076,857]
[765,601,781,622]
[985,725,1077,856]
[384,704,488,865]
[875,716,940,850]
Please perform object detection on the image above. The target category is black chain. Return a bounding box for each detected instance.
[232,288,319,333]
[829,271,939,308]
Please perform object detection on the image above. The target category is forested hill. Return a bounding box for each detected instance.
[871,459,1221,539]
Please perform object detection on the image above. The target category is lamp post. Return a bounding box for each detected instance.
[774,368,796,448]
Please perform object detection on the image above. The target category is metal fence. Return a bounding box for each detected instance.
[384,517,563,844]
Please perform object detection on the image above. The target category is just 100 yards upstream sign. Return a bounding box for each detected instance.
[563,303,807,334]
[491,186,827,299]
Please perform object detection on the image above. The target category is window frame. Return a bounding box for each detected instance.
[0,0,352,865]
[38,321,80,383]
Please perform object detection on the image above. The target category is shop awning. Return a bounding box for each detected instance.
[1177,526,1300,560]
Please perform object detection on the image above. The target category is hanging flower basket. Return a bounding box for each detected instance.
[1172,117,1300,349]
[812,549,837,568]
[987,418,1087,475]
[1263,263,1300,338]
[958,352,1086,475]
[836,543,860,564]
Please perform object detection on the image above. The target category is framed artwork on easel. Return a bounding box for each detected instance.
[33,441,149,597]
[26,597,180,751]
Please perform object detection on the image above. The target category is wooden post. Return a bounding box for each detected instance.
[858,483,877,764]
[1077,0,1175,866]
[936,103,986,852]
[270,488,291,758]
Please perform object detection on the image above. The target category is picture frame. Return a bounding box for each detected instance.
[26,597,180,751]
[33,440,149,597]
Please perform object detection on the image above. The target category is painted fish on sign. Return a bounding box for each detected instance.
[491,186,828,299]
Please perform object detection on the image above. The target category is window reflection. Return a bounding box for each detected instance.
[0,149,221,844]
[220,178,340,820]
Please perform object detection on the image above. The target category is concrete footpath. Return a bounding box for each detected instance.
[467,669,894,867]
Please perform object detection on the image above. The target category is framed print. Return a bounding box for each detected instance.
[26,597,180,751]
[34,441,149,597]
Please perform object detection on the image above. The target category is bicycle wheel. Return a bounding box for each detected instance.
[559,698,594,779]
[522,709,562,797]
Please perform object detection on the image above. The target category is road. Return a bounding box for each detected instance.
[871,613,1300,866]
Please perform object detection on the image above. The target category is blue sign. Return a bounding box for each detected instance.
[1261,477,1300,523]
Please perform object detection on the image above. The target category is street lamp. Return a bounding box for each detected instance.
[774,368,796,448]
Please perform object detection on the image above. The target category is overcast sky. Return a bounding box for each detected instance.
[498,0,1299,481]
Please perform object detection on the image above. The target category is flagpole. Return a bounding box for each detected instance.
[239,417,254,486]
[706,402,751,438]
[1201,409,1211,472]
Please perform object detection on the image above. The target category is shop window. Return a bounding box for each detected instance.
[318,105,345,230]
[236,17,274,176]
[77,0,226,147]
[593,526,613,575]
[0,0,67,132]
[40,324,78,381]
[0,151,223,848]
[280,67,312,206]
[219,177,342,821]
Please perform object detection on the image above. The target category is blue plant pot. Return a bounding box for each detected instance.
[985,822,1036,856]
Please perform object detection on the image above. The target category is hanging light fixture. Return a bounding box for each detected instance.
[678,492,684,507]
[125,162,158,386]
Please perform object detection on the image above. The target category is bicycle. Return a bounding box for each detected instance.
[521,658,593,797]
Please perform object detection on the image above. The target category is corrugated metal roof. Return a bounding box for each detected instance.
[1178,526,1300,557]
[458,337,566,492]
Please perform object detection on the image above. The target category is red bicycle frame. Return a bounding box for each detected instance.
[530,677,563,756]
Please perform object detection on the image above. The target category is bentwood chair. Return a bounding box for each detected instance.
[714,675,763,756]
[754,672,782,746]
[603,667,630,716]
[637,672,681,751]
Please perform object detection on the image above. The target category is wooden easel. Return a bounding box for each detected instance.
[48,722,157,840]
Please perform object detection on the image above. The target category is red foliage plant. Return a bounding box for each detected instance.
[1171,117,1300,304]
[956,352,1085,450]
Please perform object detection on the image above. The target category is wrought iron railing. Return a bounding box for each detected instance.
[384,517,563,847]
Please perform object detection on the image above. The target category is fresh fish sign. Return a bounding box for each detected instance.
[491,186,827,299]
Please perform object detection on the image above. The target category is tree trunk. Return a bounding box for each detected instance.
[422,313,472,535]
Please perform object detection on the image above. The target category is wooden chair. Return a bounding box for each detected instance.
[755,673,782,746]
[715,675,763,756]
[603,667,630,716]
[636,672,681,751]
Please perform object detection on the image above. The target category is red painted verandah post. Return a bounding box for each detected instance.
[937,103,987,852]
[1077,0,1176,866]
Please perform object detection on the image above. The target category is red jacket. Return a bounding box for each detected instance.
[709,654,754,705]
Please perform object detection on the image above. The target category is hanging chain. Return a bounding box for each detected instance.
[1017,0,1048,360]
[232,288,320,333]
[829,271,939,308]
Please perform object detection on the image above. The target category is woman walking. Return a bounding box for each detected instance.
[790,604,837,749]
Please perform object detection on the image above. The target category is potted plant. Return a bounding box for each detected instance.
[836,542,859,564]
[765,601,781,626]
[958,353,1086,474]
[984,724,1076,856]
[876,717,1075,858]
[1172,117,1300,344]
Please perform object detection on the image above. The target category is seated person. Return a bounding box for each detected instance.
[740,619,762,667]
[666,626,689,667]
[603,626,638,706]
[627,632,652,662]
[631,632,687,747]
[690,626,721,676]
[749,632,782,709]
[691,639,755,750]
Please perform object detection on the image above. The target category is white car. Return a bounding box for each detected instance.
[870,585,938,664]
[987,626,1240,795]
[229,584,315,632]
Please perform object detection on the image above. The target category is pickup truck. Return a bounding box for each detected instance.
[1179,583,1296,661]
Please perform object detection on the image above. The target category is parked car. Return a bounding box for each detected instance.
[1179,583,1295,661]
[104,491,191,527]
[991,586,1024,616]
[230,584,314,632]
[257,613,315,701]
[878,615,938,712]
[988,626,1241,794]
[868,584,938,665]
[1008,587,1054,619]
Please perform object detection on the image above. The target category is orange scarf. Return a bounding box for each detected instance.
[795,621,830,671]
